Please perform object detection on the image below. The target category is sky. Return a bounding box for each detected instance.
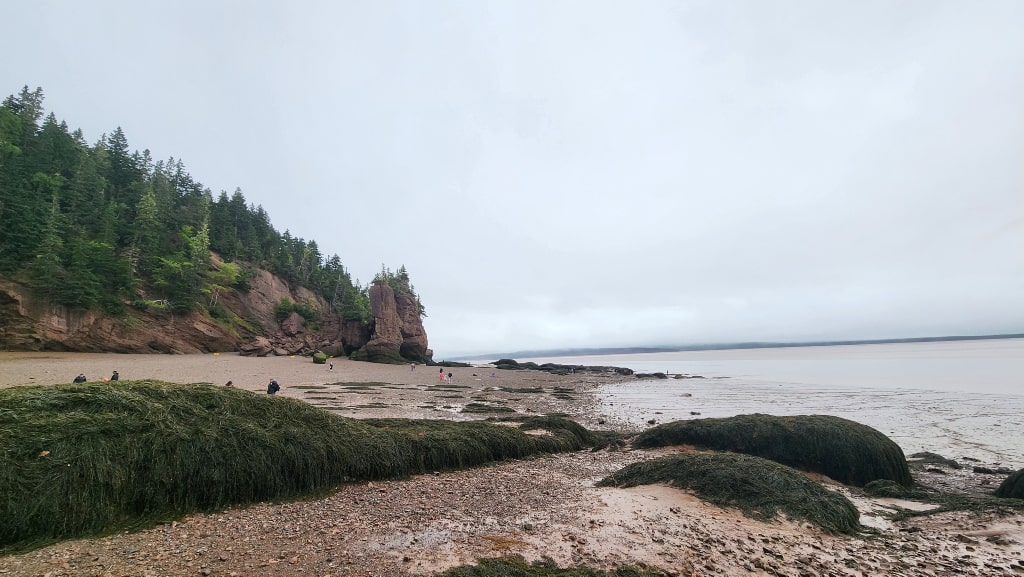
[3,1,1023,358]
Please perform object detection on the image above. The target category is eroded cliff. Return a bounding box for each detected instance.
[0,271,430,363]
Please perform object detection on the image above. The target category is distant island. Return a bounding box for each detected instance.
[452,332,1024,361]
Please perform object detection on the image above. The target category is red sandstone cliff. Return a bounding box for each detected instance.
[359,281,431,363]
[0,270,429,363]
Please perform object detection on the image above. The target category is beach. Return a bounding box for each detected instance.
[1,352,1022,576]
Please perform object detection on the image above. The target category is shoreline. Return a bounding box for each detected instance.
[1,352,1022,576]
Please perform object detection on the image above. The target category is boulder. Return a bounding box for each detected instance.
[280,311,305,336]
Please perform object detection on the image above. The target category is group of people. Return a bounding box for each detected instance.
[438,368,453,384]
[222,379,280,395]
[72,371,118,383]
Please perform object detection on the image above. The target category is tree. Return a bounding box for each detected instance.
[26,194,67,300]
[204,261,241,309]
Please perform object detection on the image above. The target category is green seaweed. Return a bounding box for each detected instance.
[634,414,912,487]
[598,452,861,535]
[0,381,601,553]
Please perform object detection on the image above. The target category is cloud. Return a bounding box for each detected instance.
[3,1,1023,358]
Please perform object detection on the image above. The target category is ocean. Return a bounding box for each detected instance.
[519,338,1024,468]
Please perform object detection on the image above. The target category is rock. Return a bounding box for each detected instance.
[358,281,431,363]
[974,466,1014,475]
[280,312,305,336]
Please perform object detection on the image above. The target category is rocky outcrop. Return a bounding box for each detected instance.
[360,281,431,363]
[0,280,237,353]
[0,267,430,363]
[395,289,430,361]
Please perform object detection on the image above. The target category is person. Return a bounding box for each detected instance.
[411,363,416,371]
[329,361,334,370]
[267,379,281,395]
[439,368,445,382]
[110,370,119,381]
[73,374,87,383]
[224,380,234,387]
[447,371,453,384]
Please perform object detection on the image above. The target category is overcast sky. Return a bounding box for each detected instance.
[4,1,1023,358]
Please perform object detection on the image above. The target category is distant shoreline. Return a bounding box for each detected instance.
[451,332,1024,361]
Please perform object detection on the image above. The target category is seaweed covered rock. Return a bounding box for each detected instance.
[436,555,667,576]
[633,414,911,487]
[598,452,861,535]
[994,469,1024,499]
[0,382,599,551]
[493,359,633,376]
[864,479,933,500]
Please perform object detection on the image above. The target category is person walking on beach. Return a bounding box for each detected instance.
[447,371,453,384]
[329,361,334,370]
[411,363,416,372]
[267,379,281,395]
[439,368,445,382]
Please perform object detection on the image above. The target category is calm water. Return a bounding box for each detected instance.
[521,339,1024,467]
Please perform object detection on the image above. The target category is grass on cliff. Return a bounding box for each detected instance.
[436,556,667,577]
[0,381,600,553]
[597,452,861,535]
[633,414,912,487]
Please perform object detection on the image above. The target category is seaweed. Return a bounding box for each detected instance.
[598,452,861,535]
[633,414,912,487]
[0,381,600,552]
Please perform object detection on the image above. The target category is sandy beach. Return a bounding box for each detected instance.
[1,352,1022,576]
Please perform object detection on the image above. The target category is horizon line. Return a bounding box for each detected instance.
[443,332,1024,361]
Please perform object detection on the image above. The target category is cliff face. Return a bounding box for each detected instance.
[0,271,429,363]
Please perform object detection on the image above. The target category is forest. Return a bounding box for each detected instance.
[0,86,421,324]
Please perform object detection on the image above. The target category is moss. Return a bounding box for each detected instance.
[598,452,861,535]
[312,352,328,364]
[634,414,912,487]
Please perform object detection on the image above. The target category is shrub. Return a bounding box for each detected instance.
[273,297,318,323]
[633,414,912,487]
[312,352,328,364]
[598,452,861,535]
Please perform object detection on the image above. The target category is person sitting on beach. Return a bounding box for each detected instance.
[110,370,119,381]
[225,380,234,387]
[267,379,281,395]
[73,374,87,383]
